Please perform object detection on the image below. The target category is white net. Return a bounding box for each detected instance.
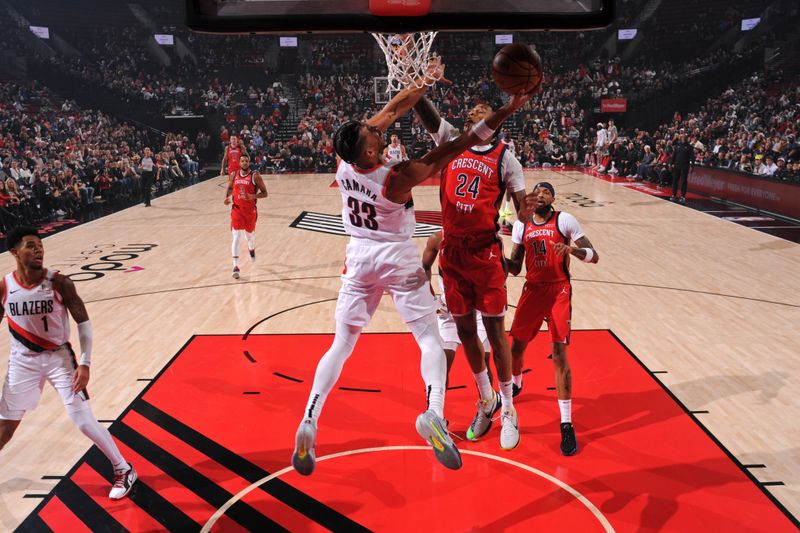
[372,32,439,92]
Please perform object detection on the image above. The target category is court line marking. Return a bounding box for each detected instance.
[200,446,615,532]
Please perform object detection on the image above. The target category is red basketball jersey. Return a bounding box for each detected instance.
[232,169,257,211]
[227,145,243,174]
[520,211,571,284]
[440,143,507,238]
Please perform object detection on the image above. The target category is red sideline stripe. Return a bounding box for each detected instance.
[71,463,164,532]
[7,316,60,350]
[38,496,93,533]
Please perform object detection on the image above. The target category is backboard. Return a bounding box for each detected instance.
[186,0,615,34]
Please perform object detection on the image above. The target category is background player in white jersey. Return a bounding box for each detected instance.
[383,133,408,162]
[422,230,493,386]
[291,70,533,475]
[0,226,136,500]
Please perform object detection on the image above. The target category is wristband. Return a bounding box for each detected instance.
[471,119,495,142]
[581,248,594,263]
[77,320,93,367]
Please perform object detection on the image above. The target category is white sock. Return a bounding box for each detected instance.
[245,231,255,251]
[408,313,446,418]
[499,380,514,412]
[558,399,572,423]
[473,369,492,402]
[231,229,242,265]
[66,398,126,469]
[512,374,522,387]
[303,322,361,423]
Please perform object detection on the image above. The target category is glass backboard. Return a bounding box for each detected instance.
[187,0,615,34]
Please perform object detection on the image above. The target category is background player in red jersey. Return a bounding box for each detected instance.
[414,96,530,450]
[224,154,267,278]
[506,181,599,456]
[220,135,247,177]
[0,226,137,500]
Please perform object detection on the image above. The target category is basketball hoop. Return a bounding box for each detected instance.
[372,32,439,92]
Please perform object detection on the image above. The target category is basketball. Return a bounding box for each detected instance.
[492,43,543,95]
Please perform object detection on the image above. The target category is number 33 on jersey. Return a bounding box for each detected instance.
[336,159,416,242]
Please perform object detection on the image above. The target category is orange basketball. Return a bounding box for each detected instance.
[492,43,543,95]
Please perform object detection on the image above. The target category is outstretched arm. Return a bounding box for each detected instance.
[386,91,533,203]
[367,86,427,132]
[413,96,442,134]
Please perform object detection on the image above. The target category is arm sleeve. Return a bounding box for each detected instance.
[511,220,526,244]
[502,152,525,193]
[558,212,585,242]
[430,119,459,146]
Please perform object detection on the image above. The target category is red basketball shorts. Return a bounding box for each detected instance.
[511,281,572,344]
[231,207,257,233]
[439,239,507,317]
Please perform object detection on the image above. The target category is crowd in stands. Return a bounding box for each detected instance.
[0,0,796,242]
[0,81,203,234]
[596,70,800,184]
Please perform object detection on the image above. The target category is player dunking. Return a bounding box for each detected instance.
[383,134,408,162]
[506,182,599,455]
[220,135,247,177]
[414,96,530,450]
[224,154,267,279]
[0,226,137,499]
[291,75,533,475]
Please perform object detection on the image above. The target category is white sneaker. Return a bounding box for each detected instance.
[109,464,137,500]
[466,391,502,441]
[291,419,317,476]
[500,408,520,450]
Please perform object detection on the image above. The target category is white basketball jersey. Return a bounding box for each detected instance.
[386,144,404,161]
[336,159,416,242]
[3,270,70,355]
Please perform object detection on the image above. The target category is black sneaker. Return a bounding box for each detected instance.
[560,423,578,456]
[669,196,676,202]
[512,382,523,397]
[678,197,686,204]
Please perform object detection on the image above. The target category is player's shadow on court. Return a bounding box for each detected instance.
[514,388,685,454]
[667,371,791,407]
[476,457,749,532]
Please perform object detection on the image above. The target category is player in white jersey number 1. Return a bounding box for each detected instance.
[383,133,408,162]
[0,226,137,499]
[291,64,534,475]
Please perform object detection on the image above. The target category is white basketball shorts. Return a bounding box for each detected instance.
[336,238,436,327]
[437,294,491,353]
[0,346,84,420]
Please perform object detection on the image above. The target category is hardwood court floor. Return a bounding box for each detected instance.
[0,169,798,530]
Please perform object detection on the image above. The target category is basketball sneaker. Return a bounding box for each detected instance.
[466,391,502,441]
[109,464,137,500]
[500,408,520,450]
[415,410,462,470]
[249,249,256,262]
[232,266,240,279]
[560,422,578,456]
[291,419,317,476]
[512,381,523,397]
